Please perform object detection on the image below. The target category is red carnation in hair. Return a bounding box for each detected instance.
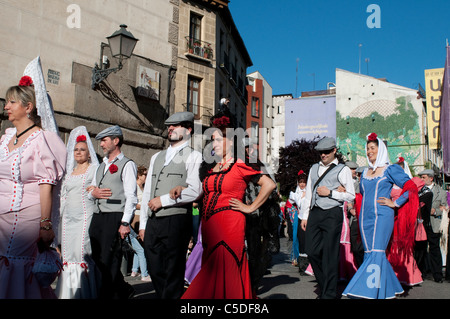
[397,156,405,163]
[297,170,304,176]
[18,76,33,87]
[109,164,118,174]
[368,132,378,141]
[76,135,87,143]
[212,116,230,129]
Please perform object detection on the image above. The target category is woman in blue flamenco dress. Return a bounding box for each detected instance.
[342,133,418,299]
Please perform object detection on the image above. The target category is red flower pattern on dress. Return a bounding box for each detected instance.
[18,76,33,87]
[109,164,118,174]
[368,132,378,141]
[76,135,87,143]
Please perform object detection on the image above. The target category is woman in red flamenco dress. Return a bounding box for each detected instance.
[181,116,276,299]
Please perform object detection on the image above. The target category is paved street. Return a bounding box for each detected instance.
[125,237,450,300]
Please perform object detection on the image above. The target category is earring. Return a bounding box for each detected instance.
[27,113,30,119]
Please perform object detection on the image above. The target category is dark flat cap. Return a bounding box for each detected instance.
[315,137,336,151]
[96,125,123,140]
[164,112,194,125]
[418,169,435,177]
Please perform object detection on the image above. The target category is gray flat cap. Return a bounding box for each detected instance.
[418,169,435,177]
[164,112,194,125]
[345,161,358,169]
[315,137,336,151]
[96,125,123,140]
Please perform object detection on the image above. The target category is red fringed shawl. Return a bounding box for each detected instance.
[386,179,419,266]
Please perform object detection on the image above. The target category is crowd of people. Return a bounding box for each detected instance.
[1,60,450,300]
[283,134,450,299]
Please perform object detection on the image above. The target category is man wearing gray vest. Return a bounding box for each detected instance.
[88,125,138,299]
[139,112,202,299]
[300,137,355,299]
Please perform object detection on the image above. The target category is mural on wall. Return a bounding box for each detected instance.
[336,96,421,171]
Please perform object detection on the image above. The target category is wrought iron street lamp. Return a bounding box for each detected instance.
[91,24,139,89]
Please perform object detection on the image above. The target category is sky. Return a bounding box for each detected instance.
[229,0,450,96]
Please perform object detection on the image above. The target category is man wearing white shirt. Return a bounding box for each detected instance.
[300,137,355,299]
[88,125,138,299]
[139,112,202,299]
[289,170,308,275]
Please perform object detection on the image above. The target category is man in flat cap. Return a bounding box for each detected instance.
[300,137,355,299]
[139,112,202,299]
[419,169,448,282]
[88,125,138,298]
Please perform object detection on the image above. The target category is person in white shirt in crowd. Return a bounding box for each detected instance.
[289,170,309,275]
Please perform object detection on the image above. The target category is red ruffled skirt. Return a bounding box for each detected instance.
[182,210,254,299]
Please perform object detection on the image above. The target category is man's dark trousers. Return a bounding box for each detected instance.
[305,205,343,299]
[144,213,192,299]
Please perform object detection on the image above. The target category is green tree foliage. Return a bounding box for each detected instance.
[275,137,345,197]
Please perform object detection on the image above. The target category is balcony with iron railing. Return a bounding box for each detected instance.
[185,37,214,61]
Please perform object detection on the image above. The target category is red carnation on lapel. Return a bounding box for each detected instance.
[19,76,33,87]
[109,164,118,174]
[368,132,378,141]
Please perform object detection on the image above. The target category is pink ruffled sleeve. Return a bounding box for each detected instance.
[33,131,67,185]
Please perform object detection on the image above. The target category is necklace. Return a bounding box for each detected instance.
[14,124,36,145]
[218,156,233,171]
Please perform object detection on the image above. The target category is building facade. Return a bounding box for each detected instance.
[176,0,251,133]
[246,71,274,166]
[272,93,292,172]
[0,0,252,166]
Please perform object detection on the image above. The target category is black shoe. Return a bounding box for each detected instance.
[118,283,136,299]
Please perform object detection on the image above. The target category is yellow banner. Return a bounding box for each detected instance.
[424,68,444,149]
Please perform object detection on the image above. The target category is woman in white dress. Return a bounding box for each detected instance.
[55,126,100,299]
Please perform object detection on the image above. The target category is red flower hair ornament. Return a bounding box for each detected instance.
[397,156,405,163]
[297,170,305,176]
[76,135,87,143]
[212,116,230,129]
[18,76,33,87]
[367,133,378,141]
[109,164,118,174]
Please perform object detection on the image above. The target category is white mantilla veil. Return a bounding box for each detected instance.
[66,126,99,173]
[366,133,390,171]
[23,56,58,133]
[22,56,62,245]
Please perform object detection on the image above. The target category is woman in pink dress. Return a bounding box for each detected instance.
[0,76,66,298]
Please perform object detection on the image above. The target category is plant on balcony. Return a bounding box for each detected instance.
[186,39,194,53]
[204,43,213,59]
